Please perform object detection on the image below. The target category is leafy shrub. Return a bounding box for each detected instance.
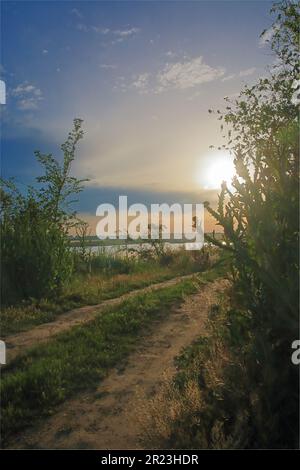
[1,119,85,304]
[142,1,299,449]
[203,1,299,447]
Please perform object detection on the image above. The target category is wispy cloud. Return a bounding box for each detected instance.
[99,63,117,70]
[113,76,127,93]
[114,27,140,38]
[120,55,226,95]
[221,74,235,82]
[156,56,225,91]
[76,23,110,34]
[239,67,256,77]
[165,51,177,58]
[76,23,140,43]
[132,73,150,93]
[71,8,83,19]
[111,27,141,44]
[76,23,88,32]
[222,67,256,81]
[11,82,43,110]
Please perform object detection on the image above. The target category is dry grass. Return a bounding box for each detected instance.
[139,375,203,448]
[137,292,239,450]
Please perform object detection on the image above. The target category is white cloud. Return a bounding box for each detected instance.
[132,73,150,93]
[77,23,110,34]
[165,51,176,58]
[42,49,48,55]
[221,67,256,82]
[239,67,256,77]
[77,23,89,32]
[17,99,40,110]
[91,26,110,34]
[71,8,83,19]
[11,82,43,110]
[0,80,6,104]
[76,24,140,43]
[114,27,140,38]
[222,74,236,82]
[125,55,227,95]
[111,27,140,45]
[157,56,225,91]
[113,76,128,93]
[100,64,117,70]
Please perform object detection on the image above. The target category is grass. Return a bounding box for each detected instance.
[1,269,174,336]
[139,295,233,450]
[0,277,199,446]
[139,281,285,450]
[1,248,209,336]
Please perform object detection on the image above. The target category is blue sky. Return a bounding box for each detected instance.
[1,0,275,221]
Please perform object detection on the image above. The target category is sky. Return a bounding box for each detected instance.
[1,0,275,231]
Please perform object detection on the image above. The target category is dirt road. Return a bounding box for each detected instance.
[5,274,198,364]
[9,278,228,449]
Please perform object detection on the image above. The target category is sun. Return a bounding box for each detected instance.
[197,151,235,189]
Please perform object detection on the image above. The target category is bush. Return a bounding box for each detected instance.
[203,1,299,447]
[142,1,299,449]
[1,119,85,305]
[1,200,73,303]
[207,2,300,447]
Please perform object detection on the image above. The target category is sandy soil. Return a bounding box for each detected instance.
[9,278,229,449]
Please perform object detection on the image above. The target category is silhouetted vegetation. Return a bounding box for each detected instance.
[0,119,86,304]
[143,0,299,449]
[205,0,299,447]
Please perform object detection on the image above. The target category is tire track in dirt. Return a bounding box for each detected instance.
[4,274,199,364]
[9,278,229,449]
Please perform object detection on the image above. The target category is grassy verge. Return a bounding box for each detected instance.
[1,248,210,336]
[140,275,298,449]
[1,269,189,336]
[1,277,199,446]
[139,293,233,450]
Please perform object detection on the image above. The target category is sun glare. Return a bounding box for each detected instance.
[198,151,235,189]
